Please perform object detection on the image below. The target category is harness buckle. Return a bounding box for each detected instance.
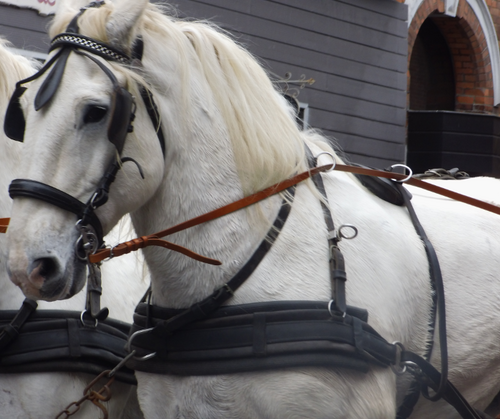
[75,221,99,261]
[224,284,235,296]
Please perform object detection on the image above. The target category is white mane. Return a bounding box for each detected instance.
[49,4,337,195]
[0,39,39,221]
[0,38,38,111]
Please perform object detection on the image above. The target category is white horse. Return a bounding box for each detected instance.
[5,1,500,418]
[0,38,146,418]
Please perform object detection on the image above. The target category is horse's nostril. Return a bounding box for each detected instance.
[28,256,66,298]
[35,258,57,278]
[29,257,61,287]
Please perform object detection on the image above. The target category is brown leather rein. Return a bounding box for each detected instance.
[2,163,500,265]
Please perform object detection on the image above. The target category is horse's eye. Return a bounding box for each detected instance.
[84,105,108,124]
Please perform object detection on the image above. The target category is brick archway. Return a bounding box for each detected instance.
[405,0,500,177]
[408,0,494,113]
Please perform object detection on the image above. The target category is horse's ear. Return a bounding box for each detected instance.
[51,0,88,36]
[106,0,148,53]
[55,0,88,16]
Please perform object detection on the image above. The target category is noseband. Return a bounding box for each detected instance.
[4,2,165,255]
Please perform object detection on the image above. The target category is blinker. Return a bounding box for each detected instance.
[3,48,134,155]
[3,48,66,143]
[4,86,27,142]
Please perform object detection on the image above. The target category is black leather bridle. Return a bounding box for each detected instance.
[4,1,165,256]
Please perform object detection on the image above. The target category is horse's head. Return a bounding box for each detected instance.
[5,0,165,300]
[5,0,307,302]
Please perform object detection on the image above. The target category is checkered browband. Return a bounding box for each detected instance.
[50,33,130,64]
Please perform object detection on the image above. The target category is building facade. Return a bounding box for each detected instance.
[0,0,409,169]
[3,0,500,176]
[401,0,500,176]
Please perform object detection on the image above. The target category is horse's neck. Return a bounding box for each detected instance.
[0,132,23,304]
[131,100,291,308]
[0,47,34,217]
[0,139,22,214]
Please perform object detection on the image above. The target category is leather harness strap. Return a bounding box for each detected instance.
[0,218,8,233]
[3,163,500,264]
[335,164,500,215]
[87,163,334,264]
[0,299,137,384]
[89,162,500,264]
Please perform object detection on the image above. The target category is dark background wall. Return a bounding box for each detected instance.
[0,0,408,168]
[0,6,49,53]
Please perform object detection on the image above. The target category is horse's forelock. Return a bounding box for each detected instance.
[49,2,113,42]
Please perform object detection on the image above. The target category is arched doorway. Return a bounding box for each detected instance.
[406,1,500,177]
[409,18,455,111]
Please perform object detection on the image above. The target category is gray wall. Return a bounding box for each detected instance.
[0,5,51,53]
[0,0,408,168]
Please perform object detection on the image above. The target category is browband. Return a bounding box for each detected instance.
[50,33,130,64]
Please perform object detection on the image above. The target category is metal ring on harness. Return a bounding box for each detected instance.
[388,164,413,183]
[74,220,99,262]
[80,310,98,328]
[102,245,116,262]
[327,299,346,318]
[315,152,336,172]
[338,224,358,241]
[390,341,407,375]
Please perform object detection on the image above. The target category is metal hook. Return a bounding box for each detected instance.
[388,164,413,183]
[327,299,346,318]
[125,327,157,361]
[108,350,137,378]
[327,299,335,316]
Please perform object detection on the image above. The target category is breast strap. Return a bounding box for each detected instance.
[0,299,136,384]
